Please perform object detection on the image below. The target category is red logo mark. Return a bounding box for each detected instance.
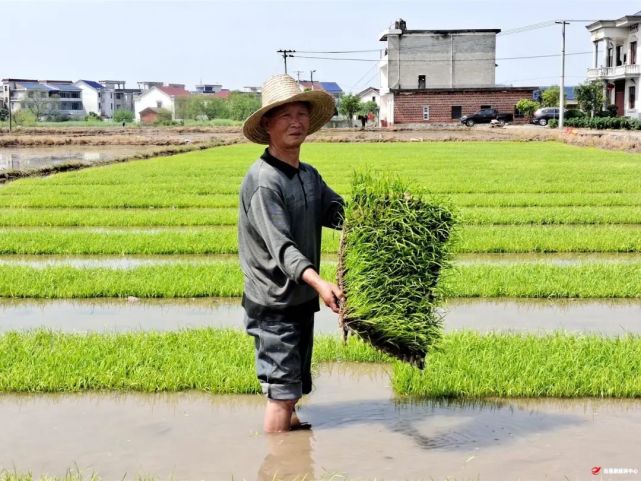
[592,466,602,475]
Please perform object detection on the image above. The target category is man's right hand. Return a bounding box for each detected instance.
[301,267,344,314]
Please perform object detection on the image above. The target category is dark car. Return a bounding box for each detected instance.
[532,107,566,126]
[460,108,513,127]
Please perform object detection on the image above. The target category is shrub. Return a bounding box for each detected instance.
[338,172,456,368]
[85,112,102,122]
[113,109,134,123]
[548,119,558,128]
[13,110,37,126]
[153,108,175,126]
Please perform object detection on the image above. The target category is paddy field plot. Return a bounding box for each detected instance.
[1,141,641,397]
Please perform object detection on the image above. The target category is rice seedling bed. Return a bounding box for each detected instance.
[0,261,638,298]
[1,205,641,228]
[0,224,639,255]
[1,329,640,397]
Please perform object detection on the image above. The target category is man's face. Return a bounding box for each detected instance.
[264,102,311,149]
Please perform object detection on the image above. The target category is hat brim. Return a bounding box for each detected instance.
[242,90,336,144]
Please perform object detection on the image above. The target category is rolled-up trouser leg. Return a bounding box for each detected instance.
[244,313,314,400]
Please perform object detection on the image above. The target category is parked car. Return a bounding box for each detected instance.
[532,107,566,126]
[460,108,513,127]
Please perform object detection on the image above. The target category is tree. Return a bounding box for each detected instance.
[338,94,362,122]
[153,108,174,125]
[359,100,379,116]
[575,81,605,118]
[22,90,57,119]
[226,92,260,121]
[515,98,539,120]
[0,105,8,121]
[113,108,134,123]
[13,109,37,126]
[542,86,564,107]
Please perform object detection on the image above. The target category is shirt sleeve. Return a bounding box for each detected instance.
[320,178,345,230]
[247,186,314,283]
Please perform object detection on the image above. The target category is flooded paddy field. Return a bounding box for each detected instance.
[1,297,640,336]
[0,145,164,172]
[1,364,639,481]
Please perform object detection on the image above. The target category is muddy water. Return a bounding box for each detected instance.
[0,145,162,171]
[1,298,640,336]
[1,364,639,481]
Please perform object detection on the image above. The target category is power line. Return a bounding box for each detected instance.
[291,51,591,63]
[276,49,296,74]
[296,49,381,54]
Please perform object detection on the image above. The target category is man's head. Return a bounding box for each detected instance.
[243,74,335,145]
[261,101,311,149]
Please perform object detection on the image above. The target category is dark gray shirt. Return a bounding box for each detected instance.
[238,149,344,319]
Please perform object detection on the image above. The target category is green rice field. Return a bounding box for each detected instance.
[2,140,641,397]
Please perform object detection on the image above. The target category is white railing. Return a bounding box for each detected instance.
[587,64,641,79]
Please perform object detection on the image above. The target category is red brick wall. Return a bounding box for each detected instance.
[393,89,535,124]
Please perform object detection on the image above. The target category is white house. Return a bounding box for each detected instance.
[134,84,190,121]
[75,80,115,118]
[586,10,641,118]
[356,87,380,106]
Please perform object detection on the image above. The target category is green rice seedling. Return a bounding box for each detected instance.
[338,173,456,368]
[392,331,641,398]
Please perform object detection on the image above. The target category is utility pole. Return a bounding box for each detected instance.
[277,49,295,74]
[556,20,569,129]
[7,84,11,132]
[310,70,316,89]
[293,70,304,83]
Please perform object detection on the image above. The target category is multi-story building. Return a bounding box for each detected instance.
[101,81,140,114]
[378,19,535,125]
[586,11,641,118]
[1,78,85,119]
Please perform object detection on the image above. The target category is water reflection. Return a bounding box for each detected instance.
[257,431,315,481]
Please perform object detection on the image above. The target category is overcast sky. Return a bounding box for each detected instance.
[1,0,638,93]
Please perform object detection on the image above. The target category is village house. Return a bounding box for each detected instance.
[1,78,85,119]
[134,84,190,121]
[378,19,535,126]
[586,10,641,118]
[357,86,380,107]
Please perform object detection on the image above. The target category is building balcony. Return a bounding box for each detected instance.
[587,64,641,80]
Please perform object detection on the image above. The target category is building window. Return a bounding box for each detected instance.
[616,45,623,66]
[372,96,376,102]
[111,103,113,110]
[631,42,637,65]
[607,47,613,67]
[481,104,491,110]
[451,106,462,119]
[630,86,636,110]
[418,75,426,89]
[422,105,430,120]
[156,100,162,108]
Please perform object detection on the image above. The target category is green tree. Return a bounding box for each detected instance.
[542,86,564,107]
[515,98,540,120]
[113,108,134,123]
[575,81,605,118]
[359,100,379,116]
[226,92,261,121]
[0,105,8,121]
[338,94,362,122]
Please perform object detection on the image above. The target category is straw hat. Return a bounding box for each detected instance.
[243,74,336,144]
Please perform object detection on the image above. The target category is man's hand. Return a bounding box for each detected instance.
[301,267,344,314]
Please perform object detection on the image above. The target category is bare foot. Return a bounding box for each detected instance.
[290,411,312,431]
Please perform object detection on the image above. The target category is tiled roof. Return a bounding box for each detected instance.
[45,82,82,92]
[16,81,54,91]
[157,86,190,97]
[320,82,343,94]
[80,80,105,90]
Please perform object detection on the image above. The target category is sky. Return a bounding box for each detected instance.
[1,0,638,93]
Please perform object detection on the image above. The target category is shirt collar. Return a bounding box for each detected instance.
[261,148,301,179]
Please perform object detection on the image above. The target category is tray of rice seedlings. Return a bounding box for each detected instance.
[337,172,456,369]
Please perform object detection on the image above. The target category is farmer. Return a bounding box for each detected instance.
[239,74,345,433]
